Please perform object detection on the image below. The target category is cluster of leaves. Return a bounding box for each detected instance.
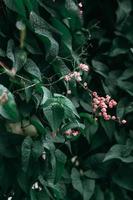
[0,0,132,199]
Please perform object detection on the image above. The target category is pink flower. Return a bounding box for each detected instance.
[65,129,72,135]
[92,92,97,97]
[79,63,89,72]
[101,108,106,113]
[72,131,79,136]
[64,75,71,81]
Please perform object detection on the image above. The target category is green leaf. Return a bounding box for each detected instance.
[116,98,127,118]
[43,101,64,132]
[116,0,132,25]
[31,115,46,135]
[54,94,79,118]
[103,144,133,163]
[51,18,73,57]
[80,113,98,143]
[6,39,15,62]
[64,0,82,31]
[61,121,85,132]
[55,149,67,183]
[84,169,100,179]
[92,60,109,78]
[100,118,115,140]
[94,186,104,200]
[30,11,59,61]
[82,179,95,200]
[109,37,130,57]
[0,84,19,121]
[71,168,83,195]
[118,68,133,81]
[0,48,6,57]
[3,0,26,17]
[32,140,44,160]
[117,80,133,96]
[30,189,50,200]
[14,49,27,71]
[21,136,33,172]
[24,59,41,81]
[112,165,133,191]
[40,86,52,105]
[0,132,19,158]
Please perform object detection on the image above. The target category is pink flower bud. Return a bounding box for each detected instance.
[109,102,113,108]
[94,104,98,109]
[101,108,106,112]
[65,129,72,135]
[112,116,116,120]
[92,92,97,97]
[93,108,96,112]
[99,112,102,116]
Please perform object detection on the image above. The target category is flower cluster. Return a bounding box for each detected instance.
[64,129,79,136]
[92,92,127,124]
[64,71,82,82]
[64,63,89,82]
[0,90,8,105]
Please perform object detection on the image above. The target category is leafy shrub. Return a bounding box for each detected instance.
[0,0,133,199]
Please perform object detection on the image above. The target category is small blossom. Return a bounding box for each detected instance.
[65,129,79,137]
[94,104,98,109]
[75,160,79,166]
[101,108,106,112]
[83,82,88,87]
[79,10,83,15]
[99,112,102,116]
[79,63,89,72]
[76,76,82,82]
[65,129,72,135]
[64,75,71,81]
[121,120,127,124]
[41,151,46,160]
[78,2,83,8]
[67,90,72,94]
[72,130,79,136]
[71,156,77,163]
[112,116,116,120]
[92,91,98,97]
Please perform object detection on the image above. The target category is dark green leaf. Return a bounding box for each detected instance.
[71,168,83,195]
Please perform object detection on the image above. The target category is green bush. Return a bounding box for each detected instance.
[0,0,133,199]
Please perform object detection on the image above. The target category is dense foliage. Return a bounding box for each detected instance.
[0,0,133,199]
